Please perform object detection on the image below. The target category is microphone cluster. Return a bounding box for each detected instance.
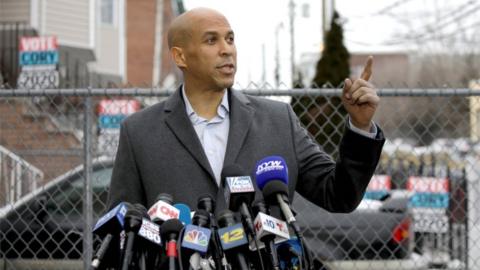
[92,156,313,270]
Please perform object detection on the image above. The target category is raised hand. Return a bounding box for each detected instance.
[342,56,379,132]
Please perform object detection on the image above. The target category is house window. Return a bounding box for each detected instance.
[101,0,115,25]
[302,3,310,18]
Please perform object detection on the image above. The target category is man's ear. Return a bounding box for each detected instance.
[171,47,187,69]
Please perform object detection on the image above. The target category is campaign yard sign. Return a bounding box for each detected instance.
[19,36,59,66]
[98,99,140,156]
[407,176,449,233]
[17,36,60,89]
[364,175,391,200]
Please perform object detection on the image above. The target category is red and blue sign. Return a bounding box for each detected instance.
[98,99,140,129]
[364,175,391,200]
[19,36,59,66]
[407,176,449,208]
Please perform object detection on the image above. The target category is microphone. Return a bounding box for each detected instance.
[121,204,148,270]
[251,199,289,270]
[149,193,180,224]
[276,238,303,270]
[221,165,256,236]
[161,218,184,270]
[217,210,249,270]
[255,156,295,223]
[91,202,129,270]
[137,217,163,270]
[252,205,290,242]
[181,210,213,270]
[197,195,227,270]
[255,156,313,270]
[149,193,180,269]
[174,203,192,225]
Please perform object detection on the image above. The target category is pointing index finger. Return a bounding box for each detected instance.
[360,56,373,81]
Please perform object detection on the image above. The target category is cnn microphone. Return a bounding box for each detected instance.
[149,193,180,224]
[121,204,148,270]
[217,210,250,270]
[161,218,184,270]
[91,202,129,270]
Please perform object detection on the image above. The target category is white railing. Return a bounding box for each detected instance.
[0,145,43,206]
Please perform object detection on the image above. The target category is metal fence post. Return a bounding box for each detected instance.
[463,167,469,270]
[83,94,93,269]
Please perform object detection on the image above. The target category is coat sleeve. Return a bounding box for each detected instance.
[287,104,385,213]
[107,121,146,209]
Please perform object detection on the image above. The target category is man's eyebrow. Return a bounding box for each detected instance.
[201,30,235,38]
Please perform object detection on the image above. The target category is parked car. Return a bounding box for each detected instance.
[0,158,113,259]
[294,190,413,262]
[1,158,413,268]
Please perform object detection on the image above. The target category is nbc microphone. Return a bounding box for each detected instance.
[181,209,213,270]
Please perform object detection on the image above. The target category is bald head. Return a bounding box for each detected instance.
[167,7,230,49]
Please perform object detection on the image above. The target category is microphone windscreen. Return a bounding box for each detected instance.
[221,164,245,183]
[255,156,288,190]
[156,193,174,205]
[217,209,236,228]
[174,203,192,225]
[192,209,210,227]
[251,199,268,216]
[133,203,149,219]
[197,194,216,213]
[124,207,144,232]
[160,219,184,239]
[262,180,289,203]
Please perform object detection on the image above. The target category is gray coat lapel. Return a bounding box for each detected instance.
[164,88,216,181]
[224,89,255,166]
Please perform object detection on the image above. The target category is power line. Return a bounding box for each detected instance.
[407,2,480,39]
[385,3,480,44]
[380,0,477,28]
[382,19,480,46]
[374,0,415,15]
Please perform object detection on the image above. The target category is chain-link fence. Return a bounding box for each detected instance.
[1,86,480,270]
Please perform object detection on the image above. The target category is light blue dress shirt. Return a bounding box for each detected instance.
[182,87,377,186]
[182,87,230,185]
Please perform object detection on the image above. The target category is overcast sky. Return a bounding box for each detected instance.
[183,0,479,86]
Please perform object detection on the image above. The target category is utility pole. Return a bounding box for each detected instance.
[289,0,295,87]
[275,23,284,87]
[261,43,266,84]
[323,0,335,40]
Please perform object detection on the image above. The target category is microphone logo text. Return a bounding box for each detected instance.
[256,160,284,175]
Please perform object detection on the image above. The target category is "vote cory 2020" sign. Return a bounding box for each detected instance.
[19,36,59,66]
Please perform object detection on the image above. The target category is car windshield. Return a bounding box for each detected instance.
[45,166,113,219]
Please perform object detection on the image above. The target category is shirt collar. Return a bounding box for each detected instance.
[182,85,230,121]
